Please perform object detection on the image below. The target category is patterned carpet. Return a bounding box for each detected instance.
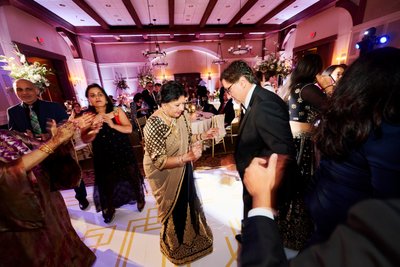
[63,166,243,267]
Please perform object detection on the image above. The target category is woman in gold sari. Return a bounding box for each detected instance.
[143,81,217,265]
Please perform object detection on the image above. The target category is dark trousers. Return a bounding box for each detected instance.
[74,179,87,201]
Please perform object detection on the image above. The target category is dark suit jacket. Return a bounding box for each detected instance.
[241,199,400,267]
[235,86,295,217]
[142,89,158,113]
[218,98,235,125]
[7,99,68,133]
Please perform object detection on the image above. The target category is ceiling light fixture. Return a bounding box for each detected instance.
[212,41,227,65]
[228,39,252,55]
[142,2,166,60]
[227,0,252,55]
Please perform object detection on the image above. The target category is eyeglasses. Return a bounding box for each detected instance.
[225,82,236,94]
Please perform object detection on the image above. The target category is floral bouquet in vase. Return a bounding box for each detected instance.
[254,52,292,78]
[0,44,53,93]
[114,72,129,90]
[137,65,155,88]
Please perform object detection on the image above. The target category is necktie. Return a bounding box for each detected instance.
[29,105,42,135]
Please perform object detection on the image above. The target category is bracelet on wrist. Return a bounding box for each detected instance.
[38,143,55,154]
[179,155,184,166]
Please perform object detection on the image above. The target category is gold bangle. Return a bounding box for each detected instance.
[38,143,55,154]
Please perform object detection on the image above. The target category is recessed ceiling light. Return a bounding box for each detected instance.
[114,15,119,17]
[59,4,66,7]
[117,19,122,21]
[188,4,194,8]
[149,4,154,7]
[261,5,265,8]
[186,19,190,21]
[293,5,298,8]
[225,5,231,8]
[80,19,85,21]
[275,18,279,20]
[105,4,111,7]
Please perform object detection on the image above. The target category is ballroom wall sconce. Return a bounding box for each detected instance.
[71,76,82,86]
[208,72,212,80]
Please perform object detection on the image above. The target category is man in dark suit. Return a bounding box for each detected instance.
[7,78,89,210]
[240,154,400,267]
[220,60,295,219]
[217,90,235,126]
[142,81,158,114]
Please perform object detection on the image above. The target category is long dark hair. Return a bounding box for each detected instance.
[289,53,322,92]
[314,47,400,159]
[85,83,114,113]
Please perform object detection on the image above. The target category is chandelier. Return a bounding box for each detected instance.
[142,42,166,59]
[212,41,227,65]
[228,39,252,55]
[152,58,168,68]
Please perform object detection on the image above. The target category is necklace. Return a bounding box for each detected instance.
[160,109,177,128]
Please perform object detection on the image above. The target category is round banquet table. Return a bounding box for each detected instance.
[191,111,214,135]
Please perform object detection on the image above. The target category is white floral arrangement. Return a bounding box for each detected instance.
[114,72,129,90]
[253,53,292,78]
[0,44,52,93]
[137,65,154,88]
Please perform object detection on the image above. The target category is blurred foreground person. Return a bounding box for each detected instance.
[0,120,96,266]
[240,154,400,267]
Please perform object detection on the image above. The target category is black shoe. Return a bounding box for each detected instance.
[235,234,242,243]
[78,198,89,210]
[137,200,146,212]
[103,210,115,224]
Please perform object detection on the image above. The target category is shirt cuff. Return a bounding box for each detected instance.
[248,207,275,220]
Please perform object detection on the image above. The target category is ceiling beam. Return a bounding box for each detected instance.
[256,0,295,27]
[228,0,258,27]
[199,0,218,27]
[7,0,75,32]
[76,24,279,36]
[280,0,336,29]
[72,0,109,29]
[169,0,175,28]
[121,0,142,28]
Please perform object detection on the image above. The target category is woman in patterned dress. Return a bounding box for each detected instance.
[143,81,217,265]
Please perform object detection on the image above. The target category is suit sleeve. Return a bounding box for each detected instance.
[255,98,294,156]
[51,103,68,123]
[290,199,400,267]
[241,216,289,267]
[7,109,17,130]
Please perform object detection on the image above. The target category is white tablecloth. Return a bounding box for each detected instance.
[191,111,213,134]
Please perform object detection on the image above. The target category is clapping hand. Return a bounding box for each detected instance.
[186,141,203,162]
[203,127,219,140]
[243,154,278,209]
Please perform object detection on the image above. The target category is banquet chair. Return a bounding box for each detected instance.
[71,130,93,162]
[225,117,240,144]
[211,114,226,157]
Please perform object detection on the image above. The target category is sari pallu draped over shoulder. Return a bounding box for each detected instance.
[143,112,213,265]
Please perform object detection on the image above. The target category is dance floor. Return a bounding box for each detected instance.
[61,166,243,267]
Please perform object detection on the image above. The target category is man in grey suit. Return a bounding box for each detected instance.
[7,78,89,210]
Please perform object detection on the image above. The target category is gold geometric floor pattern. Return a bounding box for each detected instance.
[61,166,243,267]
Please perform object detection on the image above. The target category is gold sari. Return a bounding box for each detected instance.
[143,112,213,265]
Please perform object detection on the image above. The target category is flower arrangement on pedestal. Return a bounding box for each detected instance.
[137,65,155,88]
[0,44,52,93]
[113,72,129,90]
[253,53,292,78]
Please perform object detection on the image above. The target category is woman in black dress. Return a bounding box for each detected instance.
[82,83,145,223]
